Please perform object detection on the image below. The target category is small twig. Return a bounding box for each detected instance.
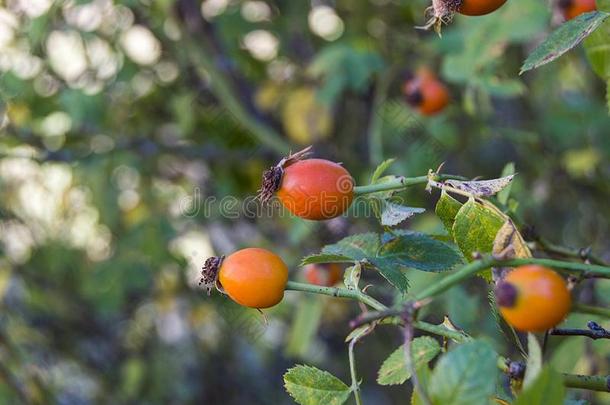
[550,321,610,340]
[532,235,608,267]
[347,326,373,405]
[402,304,432,405]
[353,173,467,195]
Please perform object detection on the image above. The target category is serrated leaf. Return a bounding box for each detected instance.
[521,11,610,74]
[435,191,463,237]
[373,232,464,274]
[315,233,408,292]
[286,297,323,358]
[308,232,463,293]
[452,199,505,263]
[381,201,426,227]
[524,333,543,389]
[321,233,380,260]
[445,175,515,197]
[428,340,498,405]
[371,158,396,183]
[497,163,515,205]
[284,365,351,405]
[377,337,441,386]
[343,262,361,290]
[301,254,354,266]
[515,367,565,405]
[376,231,464,292]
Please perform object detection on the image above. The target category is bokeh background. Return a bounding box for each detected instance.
[0,0,609,403]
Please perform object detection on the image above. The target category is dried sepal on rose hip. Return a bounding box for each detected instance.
[199,255,225,295]
[419,0,508,33]
[494,265,572,332]
[258,146,355,220]
[200,248,288,309]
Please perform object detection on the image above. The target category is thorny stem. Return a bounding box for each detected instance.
[285,253,610,392]
[531,236,608,266]
[498,258,610,279]
[414,257,497,301]
[285,281,386,311]
[353,173,467,195]
[403,310,432,405]
[347,326,371,405]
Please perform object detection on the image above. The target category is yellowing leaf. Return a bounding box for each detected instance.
[493,219,532,260]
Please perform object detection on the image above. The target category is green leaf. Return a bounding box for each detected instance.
[524,333,543,388]
[301,254,355,266]
[584,0,610,80]
[316,233,408,292]
[380,201,426,227]
[321,233,380,260]
[497,163,515,205]
[435,191,463,237]
[521,12,610,74]
[452,199,505,262]
[515,367,565,405]
[285,297,323,358]
[377,336,441,386]
[307,232,463,293]
[428,340,498,405]
[373,232,464,274]
[371,158,396,183]
[584,21,610,78]
[284,365,351,405]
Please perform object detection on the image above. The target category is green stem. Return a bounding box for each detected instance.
[412,321,469,343]
[413,256,610,304]
[533,236,608,266]
[353,174,466,195]
[414,257,496,301]
[348,328,370,405]
[562,373,609,392]
[500,258,610,278]
[572,303,610,319]
[285,281,386,311]
[286,280,610,393]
